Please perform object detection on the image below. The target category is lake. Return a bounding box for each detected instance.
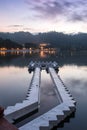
[0,50,87,130]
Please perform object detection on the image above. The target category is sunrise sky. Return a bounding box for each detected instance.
[0,0,87,33]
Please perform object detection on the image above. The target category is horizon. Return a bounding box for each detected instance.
[0,0,87,34]
[0,30,87,35]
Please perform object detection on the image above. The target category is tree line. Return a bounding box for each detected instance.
[0,31,87,51]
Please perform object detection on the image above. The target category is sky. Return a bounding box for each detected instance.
[0,0,87,33]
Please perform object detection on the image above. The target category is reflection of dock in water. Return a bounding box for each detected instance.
[4,67,41,123]
[3,61,76,130]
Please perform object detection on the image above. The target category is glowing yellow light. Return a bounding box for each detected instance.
[29,51,32,54]
[0,48,7,51]
[0,51,6,56]
[40,51,46,58]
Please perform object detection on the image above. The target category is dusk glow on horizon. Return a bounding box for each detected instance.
[0,0,87,33]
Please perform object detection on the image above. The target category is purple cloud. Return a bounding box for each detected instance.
[25,0,87,22]
[25,0,65,20]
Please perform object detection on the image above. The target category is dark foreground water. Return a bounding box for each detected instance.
[0,51,87,130]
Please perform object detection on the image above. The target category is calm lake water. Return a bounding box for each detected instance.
[0,51,87,130]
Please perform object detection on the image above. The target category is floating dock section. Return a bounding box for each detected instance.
[28,61,59,72]
[19,61,76,130]
[4,67,41,123]
[3,61,76,129]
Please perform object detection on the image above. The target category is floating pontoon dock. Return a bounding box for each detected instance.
[4,61,76,130]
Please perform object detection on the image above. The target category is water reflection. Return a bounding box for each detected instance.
[0,66,33,108]
[58,65,87,130]
[40,51,46,58]
[0,52,87,130]
[14,70,59,127]
[0,49,56,57]
[0,51,87,67]
[59,65,87,97]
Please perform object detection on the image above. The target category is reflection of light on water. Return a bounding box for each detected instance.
[0,49,56,56]
[23,51,26,56]
[40,50,56,58]
[40,51,46,58]
[0,51,6,56]
[17,51,20,55]
[29,50,32,54]
[11,51,17,55]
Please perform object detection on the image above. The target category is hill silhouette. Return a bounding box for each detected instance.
[0,38,22,49]
[0,31,87,50]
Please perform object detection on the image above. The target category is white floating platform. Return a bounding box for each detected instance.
[19,67,76,130]
[28,61,59,72]
[4,62,76,129]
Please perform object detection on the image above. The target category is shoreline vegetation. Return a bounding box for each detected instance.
[0,31,87,52]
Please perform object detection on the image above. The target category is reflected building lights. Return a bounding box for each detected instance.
[11,51,16,55]
[16,51,20,55]
[23,51,26,57]
[40,51,46,58]
[29,51,32,54]
[0,51,6,56]
[0,47,56,56]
